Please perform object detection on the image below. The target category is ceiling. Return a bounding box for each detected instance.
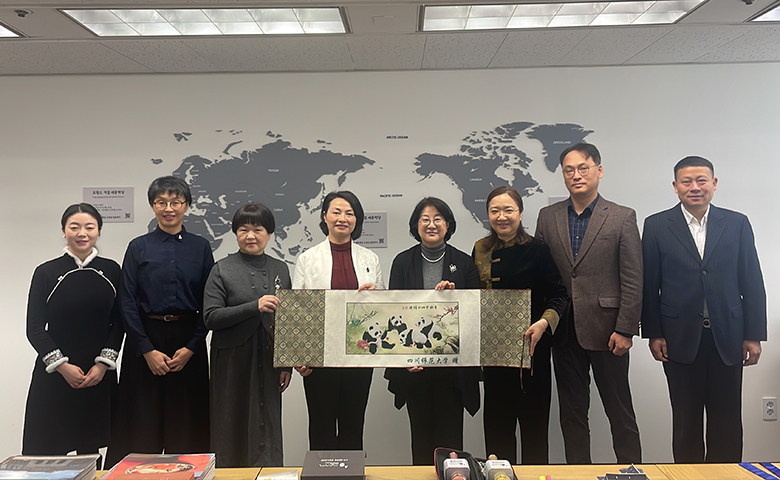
[0,0,779,75]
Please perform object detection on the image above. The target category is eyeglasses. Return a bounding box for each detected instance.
[419,217,445,227]
[153,200,185,210]
[562,164,596,178]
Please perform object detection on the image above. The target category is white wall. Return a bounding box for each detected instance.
[1,63,778,466]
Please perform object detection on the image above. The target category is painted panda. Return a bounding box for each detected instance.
[387,315,407,334]
[416,316,443,341]
[362,322,394,354]
[400,326,431,349]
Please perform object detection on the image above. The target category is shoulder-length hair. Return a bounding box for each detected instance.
[319,191,364,240]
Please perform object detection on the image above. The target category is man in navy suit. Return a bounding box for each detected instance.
[641,156,766,463]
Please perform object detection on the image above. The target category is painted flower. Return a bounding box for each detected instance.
[357,339,368,351]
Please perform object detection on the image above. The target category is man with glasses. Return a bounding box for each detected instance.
[641,156,765,462]
[535,143,642,464]
[108,176,214,465]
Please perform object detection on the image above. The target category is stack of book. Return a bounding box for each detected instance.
[104,454,215,480]
[0,454,99,480]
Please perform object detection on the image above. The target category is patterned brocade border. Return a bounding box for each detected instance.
[274,289,326,367]
[480,289,532,368]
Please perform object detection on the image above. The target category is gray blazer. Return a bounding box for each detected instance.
[535,196,642,351]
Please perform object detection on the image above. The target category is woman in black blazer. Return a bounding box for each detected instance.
[384,197,480,465]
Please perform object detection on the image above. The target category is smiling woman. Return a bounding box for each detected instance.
[291,190,384,452]
[203,203,292,467]
[23,203,123,460]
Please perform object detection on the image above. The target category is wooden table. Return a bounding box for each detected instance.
[100,462,778,480]
[260,464,671,480]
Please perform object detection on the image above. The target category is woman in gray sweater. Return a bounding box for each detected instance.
[203,203,292,467]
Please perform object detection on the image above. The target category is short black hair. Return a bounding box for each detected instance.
[560,142,601,166]
[147,176,192,206]
[61,203,103,231]
[674,156,714,178]
[231,203,276,234]
[408,197,456,242]
[319,191,364,240]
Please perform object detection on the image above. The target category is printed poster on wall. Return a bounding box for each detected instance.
[354,212,387,249]
[83,187,134,223]
[274,289,531,369]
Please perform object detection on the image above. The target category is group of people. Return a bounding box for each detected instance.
[22,141,766,469]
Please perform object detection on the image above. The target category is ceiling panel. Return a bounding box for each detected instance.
[101,39,220,73]
[0,7,92,38]
[184,36,354,72]
[489,29,591,68]
[346,5,418,34]
[347,34,425,69]
[422,32,507,69]
[626,24,752,64]
[693,24,780,63]
[557,26,674,66]
[678,0,776,24]
[0,41,151,73]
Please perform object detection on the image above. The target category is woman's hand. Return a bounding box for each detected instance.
[279,371,292,392]
[258,295,281,313]
[56,362,86,388]
[434,280,455,290]
[406,366,424,372]
[523,319,549,356]
[295,366,313,377]
[357,283,376,291]
[80,363,108,388]
[167,347,194,372]
[143,349,171,376]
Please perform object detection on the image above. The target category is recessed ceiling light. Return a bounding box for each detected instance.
[0,23,20,37]
[421,1,707,31]
[753,3,780,22]
[61,8,347,36]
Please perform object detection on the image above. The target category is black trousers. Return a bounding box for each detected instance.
[663,328,743,463]
[553,330,641,464]
[406,368,464,465]
[106,315,210,467]
[483,343,552,465]
[302,367,373,451]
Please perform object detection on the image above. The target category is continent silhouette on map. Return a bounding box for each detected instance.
[416,121,593,228]
[149,136,375,257]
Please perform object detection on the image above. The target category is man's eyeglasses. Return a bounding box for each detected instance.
[153,200,186,210]
[562,164,596,178]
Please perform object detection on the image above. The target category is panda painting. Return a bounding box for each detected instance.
[362,322,395,354]
[416,316,443,341]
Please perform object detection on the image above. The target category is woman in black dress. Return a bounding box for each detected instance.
[473,186,569,465]
[204,203,292,467]
[23,203,123,457]
[384,197,480,465]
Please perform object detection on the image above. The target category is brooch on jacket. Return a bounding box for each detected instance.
[449,264,457,273]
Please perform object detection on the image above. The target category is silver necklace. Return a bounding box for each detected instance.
[421,250,445,263]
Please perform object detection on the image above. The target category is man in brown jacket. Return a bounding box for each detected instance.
[535,142,642,464]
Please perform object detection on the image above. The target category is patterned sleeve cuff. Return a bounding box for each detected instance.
[43,350,69,373]
[94,348,119,370]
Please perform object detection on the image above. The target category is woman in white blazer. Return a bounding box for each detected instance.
[293,191,384,451]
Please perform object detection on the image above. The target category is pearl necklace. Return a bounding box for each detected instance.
[421,250,445,263]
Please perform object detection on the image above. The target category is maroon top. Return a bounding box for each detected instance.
[330,241,358,290]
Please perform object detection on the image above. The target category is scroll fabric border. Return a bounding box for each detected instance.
[274,289,326,367]
[480,289,532,368]
[275,289,531,368]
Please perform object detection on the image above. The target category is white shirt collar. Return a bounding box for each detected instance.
[680,203,710,228]
[63,246,98,267]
